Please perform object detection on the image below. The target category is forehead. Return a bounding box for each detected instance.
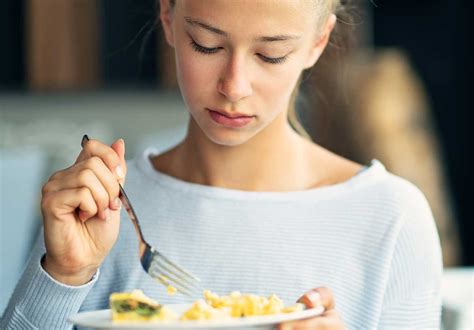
[177,0,318,37]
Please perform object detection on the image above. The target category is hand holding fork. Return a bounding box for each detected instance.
[40,135,202,298]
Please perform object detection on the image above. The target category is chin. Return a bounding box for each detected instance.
[190,113,264,147]
[204,131,251,147]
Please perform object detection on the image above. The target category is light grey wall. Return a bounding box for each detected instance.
[1,90,189,162]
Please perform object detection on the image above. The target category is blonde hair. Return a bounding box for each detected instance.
[288,0,342,140]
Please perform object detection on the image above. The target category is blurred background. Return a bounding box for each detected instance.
[0,0,472,328]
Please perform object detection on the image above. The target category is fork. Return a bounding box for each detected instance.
[81,135,203,298]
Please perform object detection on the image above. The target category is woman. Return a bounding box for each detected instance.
[1,1,442,329]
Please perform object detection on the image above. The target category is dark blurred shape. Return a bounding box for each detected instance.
[0,0,24,89]
[101,0,157,87]
[346,49,460,266]
[372,0,472,265]
[6,0,159,90]
[25,0,100,90]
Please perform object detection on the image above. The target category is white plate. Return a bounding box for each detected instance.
[69,304,324,329]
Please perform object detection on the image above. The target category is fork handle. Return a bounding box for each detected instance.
[81,135,147,245]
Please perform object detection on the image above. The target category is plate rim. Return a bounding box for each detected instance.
[69,303,325,329]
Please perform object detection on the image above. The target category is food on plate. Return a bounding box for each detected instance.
[196,290,305,319]
[110,290,177,322]
[180,298,232,320]
[110,289,306,322]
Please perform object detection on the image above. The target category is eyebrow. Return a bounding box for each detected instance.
[184,17,301,42]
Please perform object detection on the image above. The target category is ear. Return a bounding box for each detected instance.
[303,14,337,69]
[160,0,175,47]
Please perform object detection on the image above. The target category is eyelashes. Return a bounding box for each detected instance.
[189,39,289,65]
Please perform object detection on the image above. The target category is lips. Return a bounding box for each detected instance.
[207,108,255,128]
[208,108,253,119]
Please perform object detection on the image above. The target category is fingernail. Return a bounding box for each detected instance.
[78,211,88,222]
[116,165,124,178]
[104,208,110,220]
[306,291,322,306]
[112,197,121,209]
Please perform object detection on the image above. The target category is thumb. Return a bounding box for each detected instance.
[111,138,126,184]
[297,287,335,310]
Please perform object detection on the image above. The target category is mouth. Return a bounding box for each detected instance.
[208,108,254,119]
[206,108,255,128]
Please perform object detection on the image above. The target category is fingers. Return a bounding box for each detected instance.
[110,138,126,185]
[43,157,122,215]
[277,287,341,330]
[42,138,127,221]
[42,187,98,222]
[45,171,114,220]
[75,138,126,184]
[297,287,335,310]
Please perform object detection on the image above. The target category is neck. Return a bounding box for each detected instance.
[164,113,319,191]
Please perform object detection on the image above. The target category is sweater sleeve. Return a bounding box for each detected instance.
[0,230,98,330]
[378,186,443,329]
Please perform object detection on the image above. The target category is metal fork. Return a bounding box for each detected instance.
[81,135,203,298]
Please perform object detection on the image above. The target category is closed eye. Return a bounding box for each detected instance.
[190,39,289,65]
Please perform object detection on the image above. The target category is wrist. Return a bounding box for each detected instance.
[41,254,98,286]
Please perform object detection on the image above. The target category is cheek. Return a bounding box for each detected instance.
[254,66,300,115]
[175,48,218,108]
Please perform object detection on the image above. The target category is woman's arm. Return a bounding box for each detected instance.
[0,229,99,329]
[1,138,126,329]
[378,188,443,329]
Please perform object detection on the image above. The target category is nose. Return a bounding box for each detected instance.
[217,55,253,103]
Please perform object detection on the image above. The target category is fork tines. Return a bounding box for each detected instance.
[147,249,204,298]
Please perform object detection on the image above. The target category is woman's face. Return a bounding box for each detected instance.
[161,0,332,146]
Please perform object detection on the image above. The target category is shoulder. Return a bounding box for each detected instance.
[361,163,441,264]
[322,154,438,244]
[366,164,433,219]
[356,162,442,281]
[347,159,436,234]
[309,144,430,211]
[306,143,433,219]
[376,166,443,306]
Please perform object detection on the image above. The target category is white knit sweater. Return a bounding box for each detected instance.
[1,147,443,329]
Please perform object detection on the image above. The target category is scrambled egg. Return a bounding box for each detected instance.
[181,290,304,320]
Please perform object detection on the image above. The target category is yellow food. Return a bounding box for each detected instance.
[110,290,177,322]
[198,290,305,318]
[110,289,305,322]
[166,285,177,295]
[180,299,231,320]
[156,275,177,296]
